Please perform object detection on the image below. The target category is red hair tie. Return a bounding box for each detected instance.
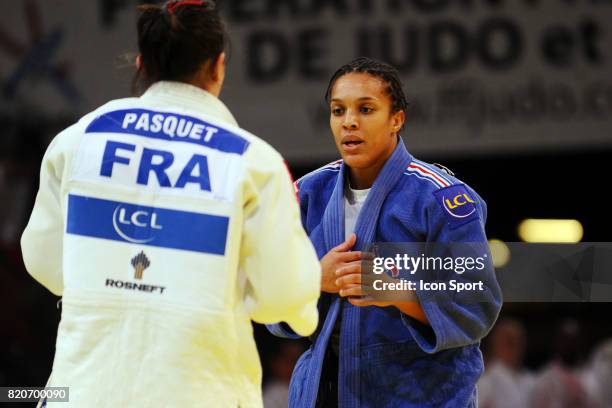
[166,0,205,15]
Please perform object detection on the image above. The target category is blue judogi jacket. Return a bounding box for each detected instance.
[269,138,502,408]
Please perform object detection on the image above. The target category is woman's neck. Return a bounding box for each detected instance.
[348,164,383,189]
[347,138,398,189]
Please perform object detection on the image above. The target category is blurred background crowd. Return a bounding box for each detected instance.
[1,1,611,407]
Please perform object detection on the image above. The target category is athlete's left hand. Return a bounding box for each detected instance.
[335,261,416,307]
[335,261,428,324]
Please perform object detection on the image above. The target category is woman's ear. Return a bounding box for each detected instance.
[211,52,226,84]
[392,110,406,133]
[196,52,226,97]
[135,54,142,70]
[203,52,226,96]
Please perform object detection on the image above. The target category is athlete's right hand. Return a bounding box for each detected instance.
[320,233,362,293]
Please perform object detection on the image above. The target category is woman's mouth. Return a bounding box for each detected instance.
[344,141,362,147]
[342,140,363,152]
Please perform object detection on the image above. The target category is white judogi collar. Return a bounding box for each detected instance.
[141,81,239,128]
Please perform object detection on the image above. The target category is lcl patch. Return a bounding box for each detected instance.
[433,184,479,228]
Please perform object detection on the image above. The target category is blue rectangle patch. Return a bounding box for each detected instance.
[85,109,250,155]
[66,195,229,255]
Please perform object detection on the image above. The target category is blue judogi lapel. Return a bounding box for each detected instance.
[308,138,412,408]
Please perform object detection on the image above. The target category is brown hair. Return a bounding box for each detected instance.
[133,0,228,94]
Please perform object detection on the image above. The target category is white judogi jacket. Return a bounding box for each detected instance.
[21,81,320,407]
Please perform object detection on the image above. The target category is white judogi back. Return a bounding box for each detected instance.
[21,81,320,408]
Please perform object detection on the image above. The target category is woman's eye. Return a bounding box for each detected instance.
[332,107,344,116]
[360,106,373,113]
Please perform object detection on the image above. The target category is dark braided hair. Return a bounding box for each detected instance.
[133,0,228,94]
[324,57,409,115]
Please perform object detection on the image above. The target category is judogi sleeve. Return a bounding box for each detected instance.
[401,184,503,353]
[241,146,320,337]
[21,135,67,296]
[265,177,311,339]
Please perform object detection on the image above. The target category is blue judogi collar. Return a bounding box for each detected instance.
[306,137,413,408]
[322,137,413,251]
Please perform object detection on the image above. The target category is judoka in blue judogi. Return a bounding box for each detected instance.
[268,138,502,408]
[270,55,502,407]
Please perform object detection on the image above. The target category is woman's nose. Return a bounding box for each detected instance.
[342,111,358,129]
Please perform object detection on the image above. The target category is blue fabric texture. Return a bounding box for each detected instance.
[268,138,502,408]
